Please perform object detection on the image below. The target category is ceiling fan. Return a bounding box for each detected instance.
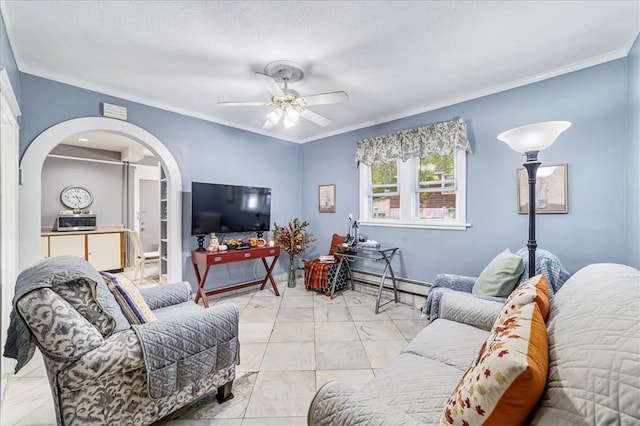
[218,61,349,129]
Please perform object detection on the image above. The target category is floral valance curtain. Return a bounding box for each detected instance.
[355,117,471,166]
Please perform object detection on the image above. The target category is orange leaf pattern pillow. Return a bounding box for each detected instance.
[441,275,550,425]
[502,274,550,320]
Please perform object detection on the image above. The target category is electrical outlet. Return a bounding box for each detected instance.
[348,213,353,220]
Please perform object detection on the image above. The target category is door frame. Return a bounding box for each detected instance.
[133,163,161,251]
[0,68,22,394]
[19,117,183,282]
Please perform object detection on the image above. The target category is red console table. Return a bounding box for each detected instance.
[191,246,281,307]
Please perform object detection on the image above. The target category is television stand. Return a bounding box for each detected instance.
[195,235,207,252]
[191,246,281,307]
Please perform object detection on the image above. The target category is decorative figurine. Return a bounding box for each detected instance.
[207,233,219,252]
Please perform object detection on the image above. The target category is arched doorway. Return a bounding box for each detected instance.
[19,117,182,282]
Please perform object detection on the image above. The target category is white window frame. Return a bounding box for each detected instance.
[359,149,470,230]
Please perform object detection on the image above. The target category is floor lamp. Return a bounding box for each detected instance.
[498,121,571,278]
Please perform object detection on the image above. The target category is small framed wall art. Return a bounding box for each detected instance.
[318,184,336,213]
[517,163,568,214]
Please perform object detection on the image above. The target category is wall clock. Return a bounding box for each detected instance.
[60,185,94,211]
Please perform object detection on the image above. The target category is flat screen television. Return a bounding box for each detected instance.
[191,182,271,235]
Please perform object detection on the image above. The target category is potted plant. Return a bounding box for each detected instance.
[273,218,315,287]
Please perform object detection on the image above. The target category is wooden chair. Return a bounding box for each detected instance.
[127,229,160,285]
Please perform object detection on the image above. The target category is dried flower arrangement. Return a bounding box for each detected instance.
[273,218,316,287]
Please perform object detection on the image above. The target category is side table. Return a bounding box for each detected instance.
[191,246,280,308]
[331,245,399,314]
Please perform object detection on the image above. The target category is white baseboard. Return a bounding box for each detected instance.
[350,269,431,295]
[197,270,430,310]
[350,269,431,310]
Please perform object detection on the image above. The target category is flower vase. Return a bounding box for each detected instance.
[287,261,296,288]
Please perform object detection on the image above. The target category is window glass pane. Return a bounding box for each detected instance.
[418,152,454,190]
[418,152,456,219]
[372,195,400,219]
[371,162,398,193]
[370,162,400,219]
[419,192,456,219]
[420,181,455,191]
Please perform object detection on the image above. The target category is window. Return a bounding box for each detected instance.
[417,152,456,220]
[359,149,468,230]
[370,162,399,219]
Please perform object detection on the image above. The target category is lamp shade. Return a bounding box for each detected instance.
[497,121,571,153]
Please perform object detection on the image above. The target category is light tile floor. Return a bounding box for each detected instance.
[1,273,428,426]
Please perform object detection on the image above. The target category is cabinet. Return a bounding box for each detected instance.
[87,233,124,271]
[41,229,125,271]
[49,234,85,258]
[159,168,168,283]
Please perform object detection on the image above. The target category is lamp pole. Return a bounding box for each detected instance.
[523,152,540,278]
[497,120,571,280]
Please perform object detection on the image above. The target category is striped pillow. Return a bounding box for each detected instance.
[101,272,156,325]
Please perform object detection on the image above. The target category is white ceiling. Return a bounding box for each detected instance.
[2,1,639,144]
[59,131,154,158]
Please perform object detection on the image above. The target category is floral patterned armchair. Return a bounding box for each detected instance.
[4,256,239,425]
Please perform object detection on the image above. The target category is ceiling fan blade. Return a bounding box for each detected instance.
[255,72,285,97]
[300,109,332,127]
[217,101,270,107]
[298,91,349,107]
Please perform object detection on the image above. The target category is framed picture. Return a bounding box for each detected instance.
[318,184,336,213]
[517,163,568,214]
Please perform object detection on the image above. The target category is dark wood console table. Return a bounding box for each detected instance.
[191,246,281,308]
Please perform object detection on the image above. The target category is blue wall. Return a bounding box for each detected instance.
[301,59,632,281]
[13,57,638,286]
[18,74,301,289]
[626,34,640,268]
[0,11,20,105]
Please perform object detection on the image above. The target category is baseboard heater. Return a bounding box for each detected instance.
[350,269,431,297]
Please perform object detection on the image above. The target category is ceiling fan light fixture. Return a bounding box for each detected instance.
[267,108,283,124]
[222,60,348,130]
[285,107,300,122]
[284,116,297,128]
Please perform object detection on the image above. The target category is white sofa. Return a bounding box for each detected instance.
[308,263,640,425]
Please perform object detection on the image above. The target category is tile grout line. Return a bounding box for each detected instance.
[2,282,425,424]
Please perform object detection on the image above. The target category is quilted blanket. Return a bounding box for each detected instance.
[422,248,570,321]
[3,256,128,372]
[305,259,349,295]
[132,302,239,399]
[139,281,192,310]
